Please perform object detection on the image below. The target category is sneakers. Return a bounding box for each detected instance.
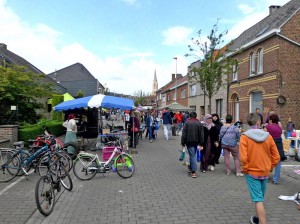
[250,216,259,224]
[150,140,153,143]
[210,166,215,171]
[236,173,244,177]
[191,173,197,178]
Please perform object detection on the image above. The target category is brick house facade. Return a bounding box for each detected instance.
[156,74,189,109]
[228,0,300,128]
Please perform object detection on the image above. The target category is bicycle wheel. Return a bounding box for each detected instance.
[37,153,71,177]
[73,155,97,180]
[58,150,73,170]
[35,175,55,216]
[115,154,135,179]
[62,141,79,160]
[58,165,73,191]
[0,150,21,182]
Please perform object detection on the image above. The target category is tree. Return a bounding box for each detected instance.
[186,20,236,114]
[133,90,148,106]
[0,65,55,124]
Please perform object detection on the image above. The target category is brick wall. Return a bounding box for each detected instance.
[228,33,300,128]
[0,125,18,147]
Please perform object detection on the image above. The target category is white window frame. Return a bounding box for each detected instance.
[167,94,170,102]
[257,48,263,74]
[232,63,238,81]
[181,89,186,99]
[249,52,255,76]
[190,84,196,96]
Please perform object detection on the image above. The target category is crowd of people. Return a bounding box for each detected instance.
[180,109,299,224]
[62,107,299,222]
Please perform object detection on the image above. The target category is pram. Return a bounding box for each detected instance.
[138,123,146,139]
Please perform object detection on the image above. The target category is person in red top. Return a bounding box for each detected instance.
[240,113,280,224]
[173,111,183,135]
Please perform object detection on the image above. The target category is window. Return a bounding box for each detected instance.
[173,92,176,101]
[181,89,186,98]
[257,48,263,74]
[232,63,238,81]
[249,52,255,76]
[216,99,223,118]
[159,93,162,100]
[167,94,170,102]
[162,95,165,103]
[250,91,263,113]
[190,84,196,96]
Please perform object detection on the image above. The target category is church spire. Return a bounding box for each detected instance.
[152,69,158,95]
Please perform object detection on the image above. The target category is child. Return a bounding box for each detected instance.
[239,113,280,224]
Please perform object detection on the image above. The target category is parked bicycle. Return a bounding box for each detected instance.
[73,133,134,180]
[35,152,73,216]
[0,136,75,182]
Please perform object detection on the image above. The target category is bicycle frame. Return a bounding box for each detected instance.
[16,144,50,167]
[78,145,123,168]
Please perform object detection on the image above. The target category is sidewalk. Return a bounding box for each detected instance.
[0,124,299,224]
[26,127,300,224]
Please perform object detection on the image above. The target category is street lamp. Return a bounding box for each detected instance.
[173,57,177,102]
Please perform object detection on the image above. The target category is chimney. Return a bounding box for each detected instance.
[0,43,7,49]
[269,5,280,15]
[177,74,182,79]
[172,73,175,81]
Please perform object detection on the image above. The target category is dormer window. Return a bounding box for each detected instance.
[249,52,255,76]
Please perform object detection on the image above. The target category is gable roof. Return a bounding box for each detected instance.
[0,43,44,74]
[48,62,97,81]
[0,43,66,93]
[230,0,300,51]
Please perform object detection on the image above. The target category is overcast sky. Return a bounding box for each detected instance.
[0,0,290,95]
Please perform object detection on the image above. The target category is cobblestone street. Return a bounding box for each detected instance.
[1,127,300,224]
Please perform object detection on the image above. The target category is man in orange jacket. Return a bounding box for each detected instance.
[239,113,280,224]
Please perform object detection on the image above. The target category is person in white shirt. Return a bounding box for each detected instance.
[63,114,77,155]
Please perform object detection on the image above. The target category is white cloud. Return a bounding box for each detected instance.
[0,0,163,95]
[162,26,194,46]
[226,0,290,42]
[238,4,255,15]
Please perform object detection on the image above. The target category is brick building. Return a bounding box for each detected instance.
[156,74,189,109]
[227,0,300,128]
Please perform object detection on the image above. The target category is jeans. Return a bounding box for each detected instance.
[148,126,153,140]
[187,145,197,172]
[273,161,281,183]
[163,124,171,140]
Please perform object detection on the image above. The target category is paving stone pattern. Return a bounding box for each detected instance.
[1,124,300,224]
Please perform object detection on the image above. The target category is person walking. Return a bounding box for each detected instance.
[220,114,243,176]
[239,113,280,224]
[162,107,172,140]
[146,111,154,143]
[265,113,286,184]
[62,114,77,155]
[212,113,223,164]
[181,111,204,178]
[128,110,140,148]
[200,114,219,172]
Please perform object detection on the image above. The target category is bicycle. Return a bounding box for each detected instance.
[73,133,134,180]
[0,137,73,182]
[35,152,73,216]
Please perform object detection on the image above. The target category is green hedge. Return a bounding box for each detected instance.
[52,94,64,121]
[19,120,65,143]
